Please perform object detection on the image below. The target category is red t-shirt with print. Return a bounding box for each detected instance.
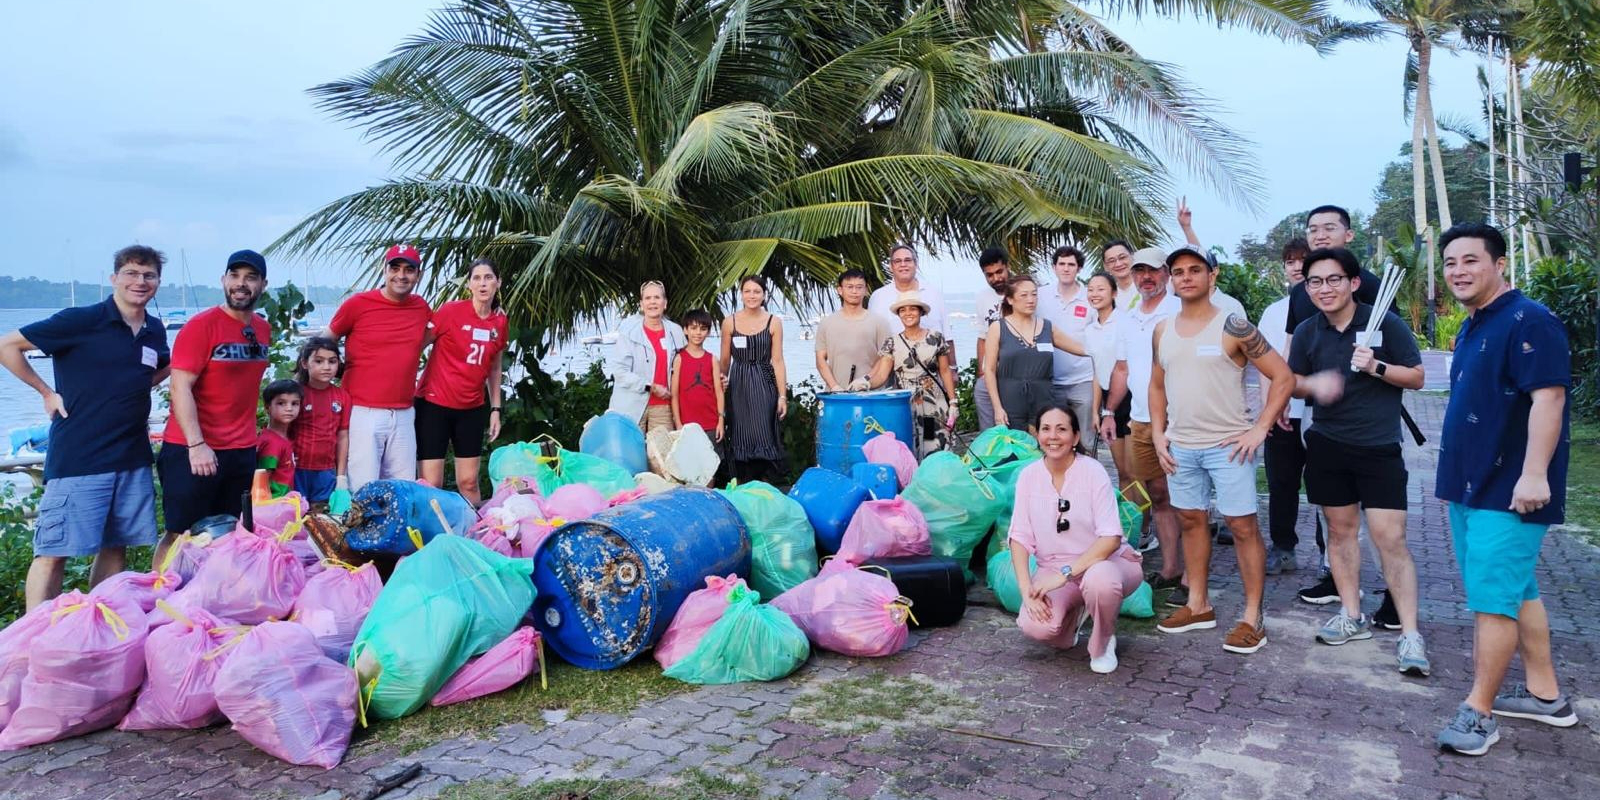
[257,428,296,497]
[289,382,351,471]
[645,325,670,407]
[329,289,433,408]
[161,306,270,450]
[416,300,509,410]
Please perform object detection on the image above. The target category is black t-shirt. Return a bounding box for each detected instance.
[1284,266,1382,334]
[1287,303,1422,447]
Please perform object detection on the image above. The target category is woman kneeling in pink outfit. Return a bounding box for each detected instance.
[1010,405,1143,673]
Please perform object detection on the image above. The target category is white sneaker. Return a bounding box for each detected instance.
[1090,636,1118,674]
[1067,607,1088,649]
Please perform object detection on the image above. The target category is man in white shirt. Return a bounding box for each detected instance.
[869,244,949,342]
[973,247,1011,430]
[1038,245,1097,449]
[1257,237,1322,574]
[1100,239,1139,310]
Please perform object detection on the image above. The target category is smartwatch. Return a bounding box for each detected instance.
[1374,362,1388,377]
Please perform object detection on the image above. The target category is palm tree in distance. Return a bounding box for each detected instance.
[272,0,1334,338]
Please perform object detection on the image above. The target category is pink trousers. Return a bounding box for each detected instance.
[1016,557,1142,659]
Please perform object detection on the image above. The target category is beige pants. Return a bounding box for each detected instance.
[642,404,675,435]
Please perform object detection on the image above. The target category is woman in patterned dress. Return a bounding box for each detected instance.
[868,290,957,458]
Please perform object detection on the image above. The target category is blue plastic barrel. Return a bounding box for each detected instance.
[345,480,478,555]
[815,390,915,475]
[788,467,869,554]
[851,462,898,500]
[579,412,648,476]
[529,487,751,669]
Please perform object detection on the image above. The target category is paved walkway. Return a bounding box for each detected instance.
[3,393,1597,800]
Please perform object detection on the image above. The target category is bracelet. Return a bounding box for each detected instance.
[187,442,206,449]
[490,407,501,413]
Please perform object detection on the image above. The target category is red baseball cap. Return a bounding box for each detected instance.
[384,243,422,267]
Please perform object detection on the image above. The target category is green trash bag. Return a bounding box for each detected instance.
[549,448,636,497]
[662,585,810,684]
[719,482,818,598]
[903,452,1007,579]
[1118,499,1145,548]
[1120,580,1155,618]
[986,548,1036,614]
[349,535,535,720]
[488,442,557,489]
[969,428,1042,561]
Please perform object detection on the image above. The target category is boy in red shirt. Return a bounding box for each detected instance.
[257,380,302,498]
[670,309,724,441]
[290,337,352,511]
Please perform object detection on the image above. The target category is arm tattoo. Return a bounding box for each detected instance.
[1224,314,1273,359]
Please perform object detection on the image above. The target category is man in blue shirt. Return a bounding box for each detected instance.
[0,246,171,610]
[1432,223,1578,756]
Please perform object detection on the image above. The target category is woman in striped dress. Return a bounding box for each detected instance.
[719,276,788,483]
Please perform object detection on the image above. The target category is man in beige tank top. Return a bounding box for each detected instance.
[1149,245,1294,654]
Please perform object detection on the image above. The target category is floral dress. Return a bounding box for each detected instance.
[879,329,952,458]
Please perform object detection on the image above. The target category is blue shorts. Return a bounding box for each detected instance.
[33,467,158,558]
[1449,503,1545,618]
[294,468,337,503]
[1168,444,1258,518]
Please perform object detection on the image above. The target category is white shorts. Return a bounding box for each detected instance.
[348,405,418,491]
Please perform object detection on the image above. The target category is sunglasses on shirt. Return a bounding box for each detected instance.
[1057,498,1071,533]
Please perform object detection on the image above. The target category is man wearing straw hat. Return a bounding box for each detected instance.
[1287,247,1429,677]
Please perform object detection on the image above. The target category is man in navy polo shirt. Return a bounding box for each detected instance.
[1433,222,1578,756]
[0,245,170,610]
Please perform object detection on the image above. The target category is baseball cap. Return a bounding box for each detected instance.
[1164,244,1217,270]
[384,243,422,267]
[226,249,267,278]
[1130,247,1167,269]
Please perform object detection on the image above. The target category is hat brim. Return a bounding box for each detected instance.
[891,302,930,315]
[387,257,421,267]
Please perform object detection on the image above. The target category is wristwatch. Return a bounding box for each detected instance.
[1374,362,1388,377]
[1059,564,1074,579]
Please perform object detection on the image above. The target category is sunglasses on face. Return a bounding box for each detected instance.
[1057,498,1072,532]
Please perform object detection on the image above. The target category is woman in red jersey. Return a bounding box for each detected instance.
[415,259,508,506]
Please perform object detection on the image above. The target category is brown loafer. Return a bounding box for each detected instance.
[1157,605,1217,633]
[1222,621,1268,654]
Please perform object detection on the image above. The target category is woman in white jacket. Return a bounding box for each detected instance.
[606,281,687,433]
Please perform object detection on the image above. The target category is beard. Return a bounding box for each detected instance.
[226,290,260,311]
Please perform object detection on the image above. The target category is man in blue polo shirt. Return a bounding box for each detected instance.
[0,245,171,610]
[1432,222,1578,756]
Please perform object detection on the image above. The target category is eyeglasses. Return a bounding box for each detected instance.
[1304,275,1349,290]
[1056,498,1072,533]
[116,269,160,283]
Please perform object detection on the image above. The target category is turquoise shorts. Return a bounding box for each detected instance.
[1448,503,1546,619]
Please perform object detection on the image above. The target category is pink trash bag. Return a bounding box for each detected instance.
[861,432,917,489]
[473,526,515,557]
[253,492,308,538]
[836,498,931,563]
[89,568,181,615]
[771,561,911,658]
[213,621,358,769]
[654,575,743,669]
[0,605,52,729]
[543,483,606,520]
[0,591,149,750]
[292,562,383,662]
[478,476,542,519]
[430,627,547,706]
[118,602,238,730]
[607,486,648,507]
[169,525,307,625]
[166,532,216,585]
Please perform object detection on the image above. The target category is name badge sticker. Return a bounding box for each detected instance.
[472,328,492,342]
[140,346,158,368]
[1074,305,1088,318]
[1196,345,1223,357]
[732,336,748,349]
[1035,342,1053,352]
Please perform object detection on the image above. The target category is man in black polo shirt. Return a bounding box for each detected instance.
[0,245,171,610]
[1288,248,1429,677]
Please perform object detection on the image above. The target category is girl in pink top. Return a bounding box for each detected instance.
[1009,405,1143,673]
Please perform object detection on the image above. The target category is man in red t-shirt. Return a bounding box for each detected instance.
[157,249,270,553]
[328,243,433,489]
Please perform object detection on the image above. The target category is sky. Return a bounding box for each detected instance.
[0,1,1492,302]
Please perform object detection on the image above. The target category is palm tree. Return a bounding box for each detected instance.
[271,0,1332,338]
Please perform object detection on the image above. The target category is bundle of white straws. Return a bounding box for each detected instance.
[1354,265,1405,371]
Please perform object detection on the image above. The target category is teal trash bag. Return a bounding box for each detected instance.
[662,585,809,685]
[1120,580,1154,618]
[968,428,1042,560]
[719,482,818,598]
[1118,499,1145,549]
[544,449,635,497]
[902,452,1007,579]
[348,535,535,720]
[986,548,1036,614]
[488,442,555,488]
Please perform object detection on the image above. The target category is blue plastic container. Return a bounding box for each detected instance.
[788,467,870,555]
[579,412,648,476]
[345,480,478,555]
[851,462,899,500]
[815,389,915,476]
[529,487,751,669]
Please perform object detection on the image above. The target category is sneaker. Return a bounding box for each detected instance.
[1222,621,1268,654]
[1266,548,1297,574]
[1438,703,1500,756]
[1138,534,1160,553]
[1397,632,1431,677]
[1147,572,1183,592]
[1492,684,1579,727]
[1315,612,1372,646]
[1373,590,1402,631]
[1089,636,1118,674]
[1157,606,1217,634]
[1067,606,1088,650]
[1297,572,1341,605]
[1164,585,1189,608]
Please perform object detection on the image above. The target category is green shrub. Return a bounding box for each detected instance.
[1215,261,1285,326]
[0,485,152,627]
[1524,258,1599,418]
[1433,304,1467,350]
[780,378,824,479]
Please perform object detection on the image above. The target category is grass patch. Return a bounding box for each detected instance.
[788,669,977,735]
[1563,421,1600,547]
[435,768,761,800]
[352,658,693,756]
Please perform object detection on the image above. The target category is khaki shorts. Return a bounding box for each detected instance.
[1127,421,1166,483]
[642,404,675,435]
